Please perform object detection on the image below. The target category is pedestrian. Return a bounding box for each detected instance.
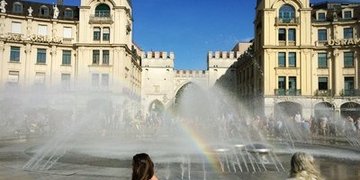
[288,152,323,180]
[132,153,158,180]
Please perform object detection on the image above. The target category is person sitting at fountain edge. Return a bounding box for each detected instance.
[132,153,158,180]
[288,152,323,180]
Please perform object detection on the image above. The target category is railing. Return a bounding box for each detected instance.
[275,17,299,25]
[274,89,301,96]
[342,89,360,96]
[89,14,113,24]
[315,89,332,96]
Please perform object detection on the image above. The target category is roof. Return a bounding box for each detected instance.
[5,0,79,21]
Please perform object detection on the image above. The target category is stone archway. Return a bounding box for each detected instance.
[274,101,302,120]
[340,102,360,120]
[314,102,335,119]
[172,82,208,118]
[148,99,164,115]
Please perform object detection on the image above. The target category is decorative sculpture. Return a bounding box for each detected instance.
[53,4,59,19]
[28,6,33,16]
[0,0,7,13]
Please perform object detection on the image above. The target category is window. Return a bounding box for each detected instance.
[11,22,21,34]
[288,52,296,67]
[318,77,328,90]
[343,10,352,19]
[344,52,354,68]
[278,52,286,67]
[61,73,71,89]
[12,3,23,13]
[92,73,100,87]
[288,76,297,94]
[34,72,45,85]
[102,50,109,65]
[62,50,71,65]
[101,74,109,87]
[37,49,46,64]
[92,50,100,64]
[10,47,20,62]
[95,4,110,17]
[278,28,286,41]
[317,12,326,21]
[63,27,72,38]
[288,29,296,42]
[93,27,101,40]
[318,29,327,41]
[278,76,286,94]
[8,71,19,84]
[344,77,354,96]
[64,9,73,18]
[279,4,295,23]
[103,27,110,41]
[343,28,353,39]
[39,6,49,16]
[38,25,48,36]
[318,53,327,68]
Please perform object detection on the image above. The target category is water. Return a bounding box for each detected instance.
[0,83,359,179]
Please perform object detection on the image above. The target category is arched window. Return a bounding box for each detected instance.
[64,8,73,18]
[95,4,110,17]
[13,2,23,13]
[279,4,295,23]
[39,5,49,16]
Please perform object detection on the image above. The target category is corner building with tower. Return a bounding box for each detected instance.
[242,0,360,119]
[0,0,142,112]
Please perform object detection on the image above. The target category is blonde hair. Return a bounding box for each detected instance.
[290,152,322,180]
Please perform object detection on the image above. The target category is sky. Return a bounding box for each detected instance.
[29,0,359,70]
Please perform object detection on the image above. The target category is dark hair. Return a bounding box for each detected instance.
[132,153,155,180]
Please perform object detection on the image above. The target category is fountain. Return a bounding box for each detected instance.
[0,83,360,180]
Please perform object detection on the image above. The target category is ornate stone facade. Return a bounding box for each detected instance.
[239,0,360,119]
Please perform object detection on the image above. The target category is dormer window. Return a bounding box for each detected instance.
[316,11,326,21]
[95,4,110,17]
[39,5,49,16]
[279,4,295,23]
[343,9,353,19]
[12,2,23,13]
[64,8,73,18]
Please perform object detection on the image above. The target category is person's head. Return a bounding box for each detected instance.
[290,152,321,179]
[132,153,155,180]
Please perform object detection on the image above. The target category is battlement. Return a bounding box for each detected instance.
[207,51,242,60]
[174,70,208,78]
[142,51,175,59]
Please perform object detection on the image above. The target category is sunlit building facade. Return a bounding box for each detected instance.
[0,0,141,98]
[242,0,360,119]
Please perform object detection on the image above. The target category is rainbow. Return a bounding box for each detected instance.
[175,117,224,173]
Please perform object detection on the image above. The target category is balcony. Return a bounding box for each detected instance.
[275,89,301,96]
[315,89,332,96]
[89,14,113,24]
[342,89,360,96]
[275,17,299,26]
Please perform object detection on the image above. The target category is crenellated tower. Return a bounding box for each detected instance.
[141,51,175,111]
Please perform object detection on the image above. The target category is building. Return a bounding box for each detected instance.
[240,0,360,120]
[0,0,141,112]
[0,0,249,116]
[140,43,250,113]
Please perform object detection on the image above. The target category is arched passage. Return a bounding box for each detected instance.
[314,102,335,119]
[274,101,302,120]
[172,82,208,118]
[148,99,164,115]
[341,102,360,119]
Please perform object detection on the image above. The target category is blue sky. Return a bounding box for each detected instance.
[30,0,357,69]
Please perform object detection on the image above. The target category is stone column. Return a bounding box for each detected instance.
[0,41,4,86]
[50,45,57,86]
[24,43,32,87]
